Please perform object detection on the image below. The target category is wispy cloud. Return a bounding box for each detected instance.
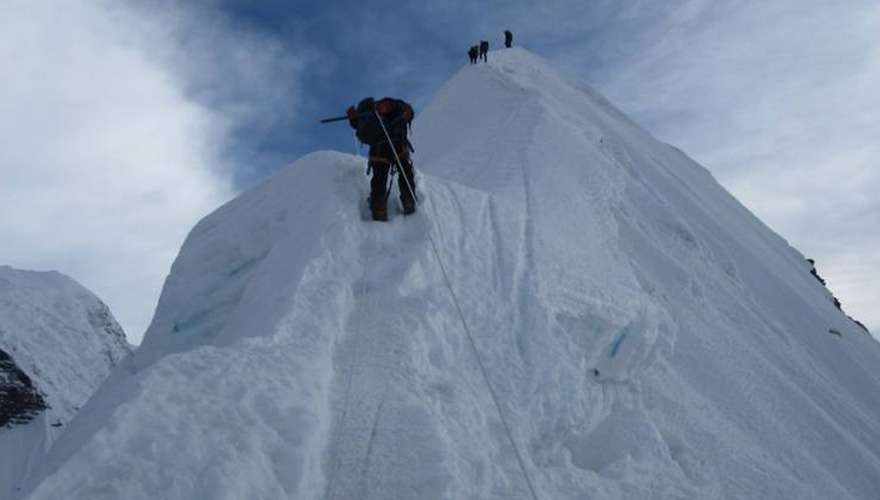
[0,0,309,343]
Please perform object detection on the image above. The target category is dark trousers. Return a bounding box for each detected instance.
[369,142,415,208]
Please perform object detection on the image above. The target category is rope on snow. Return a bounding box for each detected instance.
[375,109,542,500]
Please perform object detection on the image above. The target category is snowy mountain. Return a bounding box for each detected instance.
[0,266,130,499]
[23,48,880,500]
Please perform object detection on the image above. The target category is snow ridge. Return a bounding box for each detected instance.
[23,49,880,500]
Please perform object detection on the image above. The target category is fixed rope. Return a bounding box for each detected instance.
[375,110,541,500]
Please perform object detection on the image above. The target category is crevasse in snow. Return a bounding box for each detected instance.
[23,48,880,500]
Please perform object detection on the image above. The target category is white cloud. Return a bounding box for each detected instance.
[0,1,305,343]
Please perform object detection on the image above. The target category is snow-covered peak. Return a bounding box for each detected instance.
[0,266,130,498]
[0,266,130,421]
[25,49,880,500]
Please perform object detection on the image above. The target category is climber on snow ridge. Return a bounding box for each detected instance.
[347,97,417,221]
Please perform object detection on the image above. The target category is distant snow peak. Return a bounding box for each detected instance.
[0,266,130,499]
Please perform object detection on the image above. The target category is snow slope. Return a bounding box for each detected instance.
[0,266,130,499]
[24,48,880,500]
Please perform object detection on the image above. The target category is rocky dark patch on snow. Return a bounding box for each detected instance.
[0,348,49,428]
[806,258,870,334]
[850,318,870,335]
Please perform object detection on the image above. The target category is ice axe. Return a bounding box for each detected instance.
[319,111,375,124]
[319,111,416,153]
[319,115,350,124]
[319,110,407,125]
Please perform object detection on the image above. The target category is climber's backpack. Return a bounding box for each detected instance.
[355,97,412,146]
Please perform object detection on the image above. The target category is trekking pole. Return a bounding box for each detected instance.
[374,109,419,204]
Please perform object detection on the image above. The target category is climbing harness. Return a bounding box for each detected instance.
[374,110,542,500]
[374,109,418,205]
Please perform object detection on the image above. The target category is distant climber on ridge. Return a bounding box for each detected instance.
[479,40,489,62]
[346,97,416,221]
[468,45,478,64]
[504,30,513,48]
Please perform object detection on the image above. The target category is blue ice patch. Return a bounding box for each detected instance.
[609,331,628,358]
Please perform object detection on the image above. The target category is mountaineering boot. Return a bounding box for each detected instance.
[402,198,416,215]
[370,197,388,221]
[397,157,416,215]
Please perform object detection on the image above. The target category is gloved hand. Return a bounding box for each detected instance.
[346,106,357,126]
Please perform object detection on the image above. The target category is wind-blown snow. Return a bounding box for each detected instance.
[24,48,880,500]
[0,266,130,499]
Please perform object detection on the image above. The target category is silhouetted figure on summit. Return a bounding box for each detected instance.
[468,45,478,64]
[479,40,489,62]
[504,30,513,48]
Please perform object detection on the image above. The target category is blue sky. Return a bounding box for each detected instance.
[181,1,706,183]
[156,0,720,187]
[2,1,878,342]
